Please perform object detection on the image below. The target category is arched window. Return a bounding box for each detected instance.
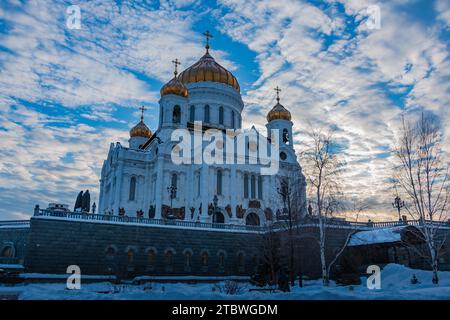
[129,176,136,201]
[258,176,263,200]
[185,251,192,268]
[238,252,245,270]
[201,252,209,267]
[218,252,225,268]
[189,105,195,122]
[204,105,210,123]
[231,110,235,128]
[219,106,224,125]
[173,105,181,124]
[161,108,164,124]
[283,128,289,144]
[217,170,222,195]
[244,174,249,198]
[1,246,13,258]
[165,251,173,267]
[148,250,156,267]
[251,175,256,199]
[252,255,259,272]
[127,249,134,264]
[106,246,116,258]
[171,173,177,198]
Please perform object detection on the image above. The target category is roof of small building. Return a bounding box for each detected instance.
[348,225,422,247]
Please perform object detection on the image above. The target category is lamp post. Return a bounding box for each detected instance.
[167,185,177,219]
[392,196,405,221]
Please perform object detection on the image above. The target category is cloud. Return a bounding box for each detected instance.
[215,0,449,221]
[0,0,447,222]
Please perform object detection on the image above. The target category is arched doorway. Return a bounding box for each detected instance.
[246,212,260,226]
[213,211,225,223]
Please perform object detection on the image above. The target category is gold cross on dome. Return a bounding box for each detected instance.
[171,58,181,76]
[203,30,213,52]
[274,86,282,102]
[139,105,147,121]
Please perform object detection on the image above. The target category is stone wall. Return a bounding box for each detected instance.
[0,225,30,265]
[25,217,263,278]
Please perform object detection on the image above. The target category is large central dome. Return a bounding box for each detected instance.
[178,51,240,93]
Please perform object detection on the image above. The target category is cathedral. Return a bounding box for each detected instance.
[98,33,307,227]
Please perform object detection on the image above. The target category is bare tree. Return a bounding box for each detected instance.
[301,129,345,286]
[393,113,449,284]
[276,176,304,286]
[252,222,281,288]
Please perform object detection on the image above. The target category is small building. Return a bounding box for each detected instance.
[342,225,435,273]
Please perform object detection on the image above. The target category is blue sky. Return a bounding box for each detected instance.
[0,0,449,221]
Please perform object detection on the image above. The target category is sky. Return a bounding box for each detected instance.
[0,0,448,221]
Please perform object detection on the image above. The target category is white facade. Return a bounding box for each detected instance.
[98,51,307,227]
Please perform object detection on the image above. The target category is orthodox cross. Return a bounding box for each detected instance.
[139,105,147,121]
[203,30,213,52]
[171,58,181,76]
[274,86,281,102]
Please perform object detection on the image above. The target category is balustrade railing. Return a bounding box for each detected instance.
[32,209,263,232]
[15,207,450,232]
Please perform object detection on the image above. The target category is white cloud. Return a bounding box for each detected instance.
[216,0,449,221]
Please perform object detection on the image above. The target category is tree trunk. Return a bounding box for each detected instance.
[319,219,329,286]
[430,245,439,284]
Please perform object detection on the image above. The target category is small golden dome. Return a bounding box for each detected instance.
[160,76,188,97]
[130,120,152,138]
[267,86,291,122]
[178,51,240,92]
[267,102,292,122]
[130,108,152,139]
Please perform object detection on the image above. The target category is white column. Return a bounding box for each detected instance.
[200,163,209,222]
[186,167,194,220]
[114,162,123,215]
[230,166,237,224]
[143,163,151,214]
[155,158,164,219]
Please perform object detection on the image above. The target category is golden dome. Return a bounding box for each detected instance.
[178,51,240,92]
[160,75,188,97]
[130,118,152,139]
[267,102,292,122]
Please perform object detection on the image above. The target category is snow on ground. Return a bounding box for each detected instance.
[0,264,449,300]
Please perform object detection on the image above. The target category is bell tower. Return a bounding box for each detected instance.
[266,86,294,148]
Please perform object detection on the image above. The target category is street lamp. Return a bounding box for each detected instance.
[167,185,177,219]
[392,196,405,221]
